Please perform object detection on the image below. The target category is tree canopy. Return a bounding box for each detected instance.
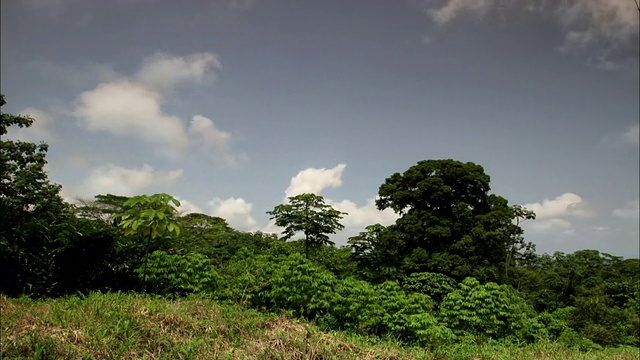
[372,159,532,281]
[267,193,346,258]
[1,94,69,296]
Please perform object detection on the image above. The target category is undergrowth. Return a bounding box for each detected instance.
[1,293,637,359]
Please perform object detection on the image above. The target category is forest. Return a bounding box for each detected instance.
[1,93,639,359]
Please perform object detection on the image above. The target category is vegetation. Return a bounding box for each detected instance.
[267,193,347,259]
[1,93,638,358]
[2,293,638,360]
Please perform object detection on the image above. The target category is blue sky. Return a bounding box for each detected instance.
[2,0,638,257]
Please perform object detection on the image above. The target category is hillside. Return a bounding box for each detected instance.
[2,293,636,360]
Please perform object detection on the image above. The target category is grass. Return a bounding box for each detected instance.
[1,292,637,359]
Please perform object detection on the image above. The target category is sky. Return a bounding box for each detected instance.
[1,0,639,257]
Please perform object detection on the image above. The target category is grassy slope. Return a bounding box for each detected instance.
[1,293,637,360]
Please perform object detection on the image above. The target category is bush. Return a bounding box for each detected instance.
[440,277,539,343]
[138,251,220,296]
[365,281,453,347]
[268,253,338,320]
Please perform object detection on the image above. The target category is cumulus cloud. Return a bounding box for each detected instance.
[523,192,593,233]
[74,52,236,160]
[613,200,640,219]
[75,81,190,157]
[524,192,593,220]
[285,164,347,197]
[623,124,639,145]
[209,197,257,230]
[135,53,221,92]
[188,115,236,165]
[6,108,55,142]
[72,164,183,198]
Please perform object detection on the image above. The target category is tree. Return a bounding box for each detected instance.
[348,224,404,282]
[112,193,181,292]
[74,194,130,225]
[374,159,529,281]
[267,193,346,259]
[1,94,69,296]
[504,204,536,279]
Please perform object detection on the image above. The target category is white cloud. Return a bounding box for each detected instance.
[523,192,593,234]
[285,164,346,197]
[188,115,236,165]
[6,108,55,142]
[135,52,221,93]
[524,192,593,220]
[327,198,398,228]
[209,197,257,230]
[73,52,236,160]
[175,197,204,215]
[72,164,183,198]
[623,124,639,145]
[592,226,609,231]
[613,200,640,219]
[75,81,190,157]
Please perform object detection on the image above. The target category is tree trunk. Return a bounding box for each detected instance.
[141,229,152,293]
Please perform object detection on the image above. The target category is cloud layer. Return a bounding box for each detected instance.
[613,200,640,219]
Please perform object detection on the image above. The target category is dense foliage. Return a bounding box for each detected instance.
[1,94,638,351]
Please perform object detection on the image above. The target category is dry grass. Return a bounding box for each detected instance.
[1,293,637,360]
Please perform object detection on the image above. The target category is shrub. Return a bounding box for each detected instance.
[137,251,220,296]
[440,277,539,343]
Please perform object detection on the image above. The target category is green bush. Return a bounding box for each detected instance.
[440,277,539,343]
[365,281,453,346]
[217,248,273,307]
[137,251,220,296]
[267,253,338,320]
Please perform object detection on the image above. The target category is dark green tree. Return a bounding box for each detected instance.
[0,94,69,296]
[267,193,346,259]
[348,224,404,282]
[374,159,531,281]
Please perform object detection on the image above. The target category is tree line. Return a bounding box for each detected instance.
[1,94,638,349]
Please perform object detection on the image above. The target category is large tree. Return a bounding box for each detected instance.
[373,159,532,281]
[1,94,69,296]
[267,193,346,259]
